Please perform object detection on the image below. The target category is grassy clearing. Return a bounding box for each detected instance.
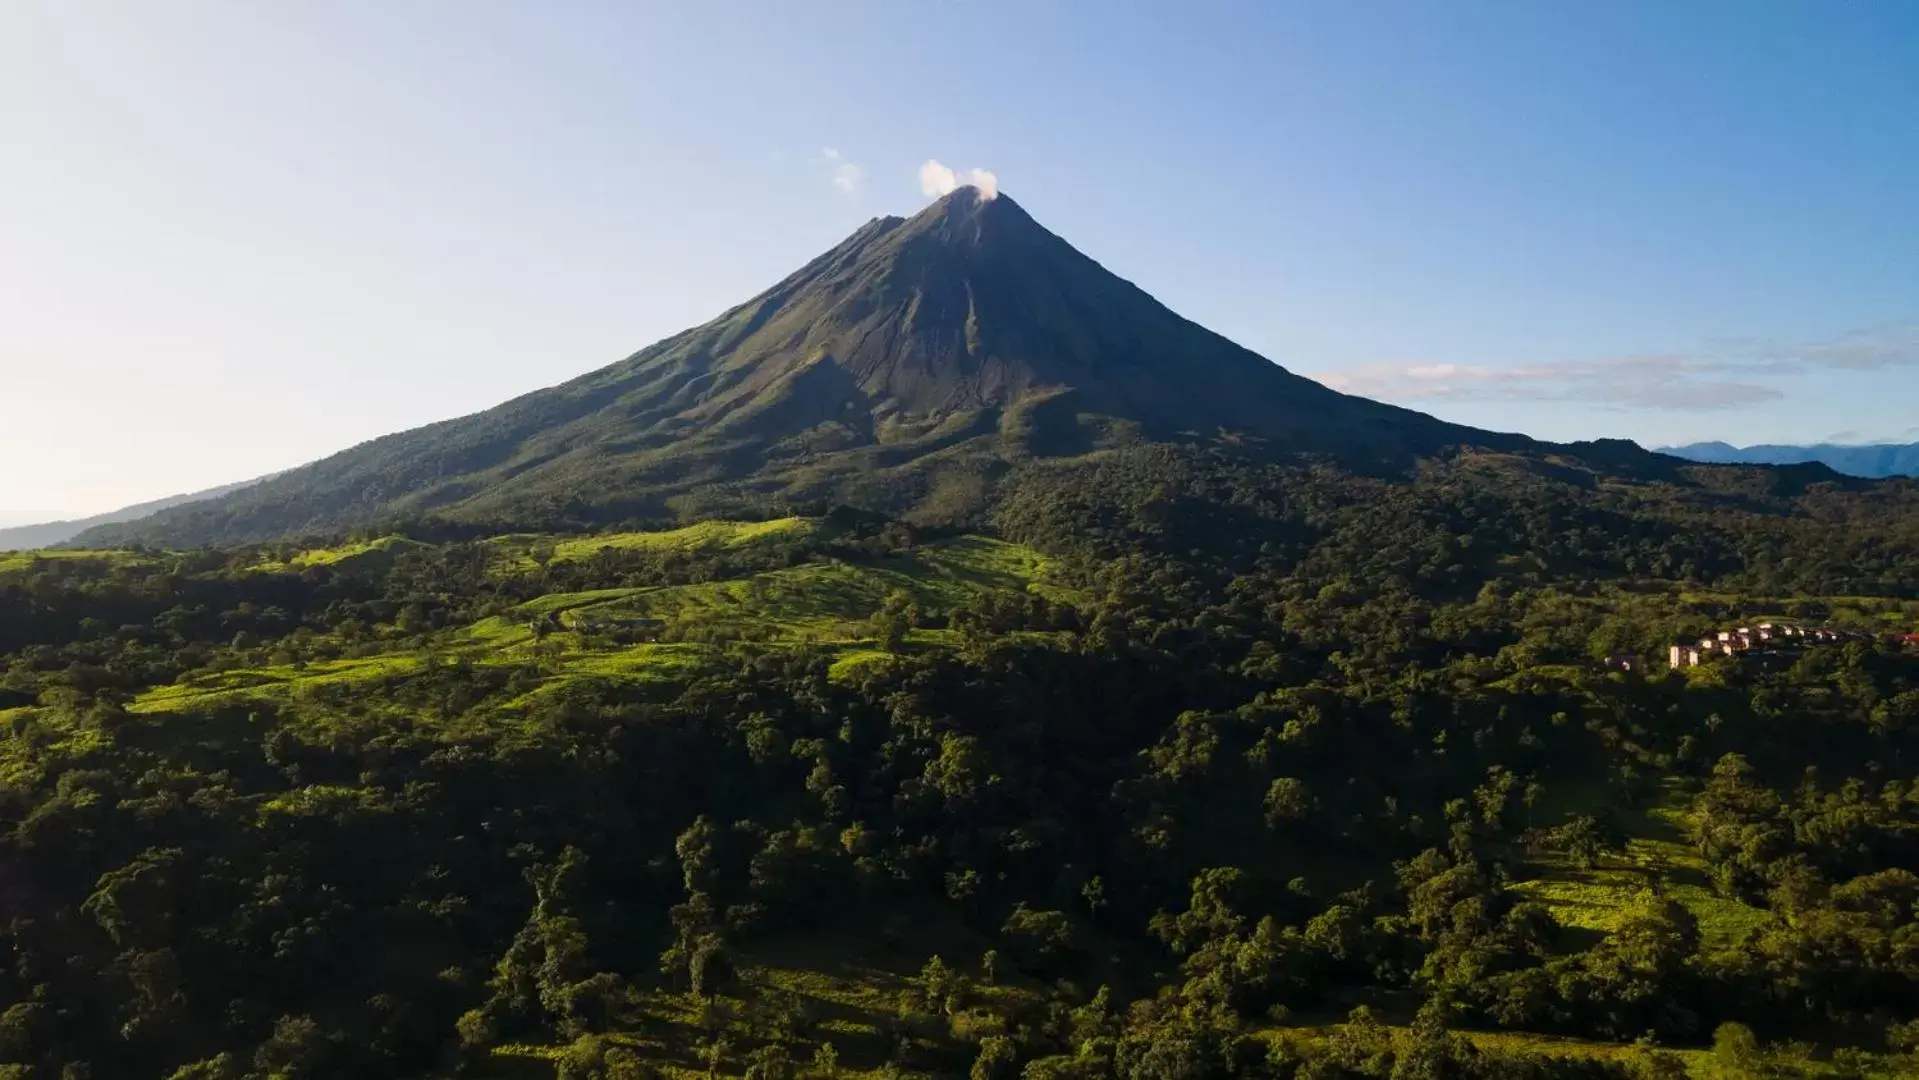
[245,535,432,575]
[827,648,897,683]
[1512,782,1771,955]
[911,535,1061,600]
[588,562,917,641]
[519,587,656,618]
[517,643,717,690]
[131,654,421,714]
[485,518,819,573]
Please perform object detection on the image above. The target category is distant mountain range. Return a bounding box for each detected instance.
[0,477,268,551]
[1661,441,1919,478]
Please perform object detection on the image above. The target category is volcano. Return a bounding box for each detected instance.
[85,187,1537,547]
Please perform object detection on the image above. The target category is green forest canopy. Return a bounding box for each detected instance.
[5,447,1919,1078]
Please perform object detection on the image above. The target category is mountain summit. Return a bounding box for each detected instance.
[84,189,1520,547]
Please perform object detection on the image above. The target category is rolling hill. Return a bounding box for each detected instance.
[80,186,1543,549]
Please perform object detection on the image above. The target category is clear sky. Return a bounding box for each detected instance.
[4,1,1917,522]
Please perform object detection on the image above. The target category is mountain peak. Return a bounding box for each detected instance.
[934,183,1009,211]
[884,186,1036,253]
[81,192,1509,547]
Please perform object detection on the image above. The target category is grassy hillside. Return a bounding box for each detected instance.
[126,529,1061,716]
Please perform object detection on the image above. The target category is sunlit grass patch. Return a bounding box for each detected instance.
[551,517,815,561]
[485,517,819,573]
[828,649,897,683]
[560,643,715,679]
[1514,783,1772,953]
[1509,863,1766,952]
[464,615,537,647]
[516,587,655,617]
[912,535,1062,597]
[247,535,431,573]
[582,562,916,643]
[131,654,420,713]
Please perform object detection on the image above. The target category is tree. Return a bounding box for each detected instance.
[916,955,960,1012]
[557,1035,656,1080]
[1704,1022,1769,1079]
[1263,777,1314,827]
[697,1035,734,1080]
[1551,812,1627,869]
[746,1042,794,1080]
[252,1016,329,1080]
[1002,905,1076,967]
[871,592,918,653]
[677,817,721,893]
[972,1035,1017,1080]
[163,1057,241,1080]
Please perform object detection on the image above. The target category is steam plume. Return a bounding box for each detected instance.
[919,159,999,200]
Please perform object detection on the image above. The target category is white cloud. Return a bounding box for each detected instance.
[1309,323,1919,414]
[813,148,863,198]
[919,158,999,200]
[831,162,865,196]
[1786,324,1919,370]
[1314,355,1780,412]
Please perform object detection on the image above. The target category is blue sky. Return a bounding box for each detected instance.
[3,1,1916,522]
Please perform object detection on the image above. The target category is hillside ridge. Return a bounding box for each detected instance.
[1,475,270,551]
